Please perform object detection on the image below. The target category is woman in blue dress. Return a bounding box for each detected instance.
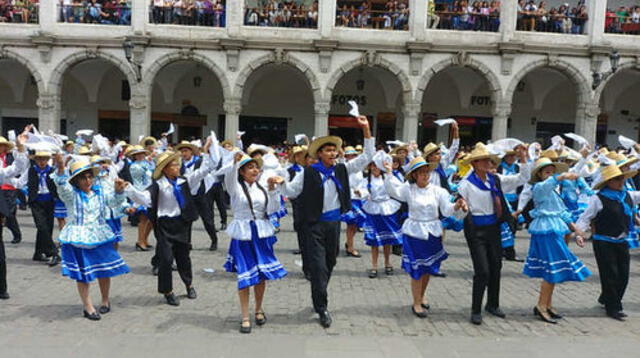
[127,145,154,251]
[524,157,591,324]
[223,153,287,333]
[341,146,367,258]
[53,155,130,321]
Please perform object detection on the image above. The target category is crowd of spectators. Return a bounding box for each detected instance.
[244,0,318,28]
[605,6,640,35]
[517,0,588,34]
[428,0,500,31]
[335,1,409,30]
[150,0,225,27]
[58,0,131,25]
[0,0,38,23]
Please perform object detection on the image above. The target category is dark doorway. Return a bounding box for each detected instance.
[239,116,287,145]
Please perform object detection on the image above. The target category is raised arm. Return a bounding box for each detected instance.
[383,162,409,202]
[441,122,459,166]
[575,195,602,234]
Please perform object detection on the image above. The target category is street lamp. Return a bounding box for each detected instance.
[592,50,620,90]
[122,38,142,82]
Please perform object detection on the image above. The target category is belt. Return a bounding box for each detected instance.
[471,214,497,227]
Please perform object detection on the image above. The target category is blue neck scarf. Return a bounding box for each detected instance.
[290,164,302,172]
[468,172,500,197]
[435,164,447,182]
[73,185,101,203]
[310,162,343,192]
[34,165,50,189]
[167,177,185,209]
[599,187,634,234]
[625,178,636,191]
[392,169,404,182]
[500,161,517,175]
[182,155,200,171]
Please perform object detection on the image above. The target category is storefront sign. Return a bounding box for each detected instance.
[331,95,367,106]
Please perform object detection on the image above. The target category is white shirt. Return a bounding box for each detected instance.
[458,168,529,216]
[575,191,640,234]
[362,175,400,215]
[282,137,375,214]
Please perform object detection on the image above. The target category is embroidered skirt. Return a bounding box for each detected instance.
[363,212,402,247]
[501,222,515,248]
[523,232,591,284]
[54,199,67,219]
[341,199,367,227]
[224,221,287,290]
[60,242,129,283]
[401,234,448,280]
[106,217,124,243]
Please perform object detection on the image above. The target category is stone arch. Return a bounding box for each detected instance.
[325,55,413,105]
[415,56,503,107]
[592,61,639,105]
[505,58,590,105]
[48,50,139,96]
[144,50,231,100]
[0,48,46,96]
[233,52,323,104]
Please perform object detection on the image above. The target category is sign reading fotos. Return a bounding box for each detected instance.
[332,94,368,106]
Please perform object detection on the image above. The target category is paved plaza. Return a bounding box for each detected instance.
[1,210,639,357]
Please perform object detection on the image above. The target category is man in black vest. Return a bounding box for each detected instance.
[27,151,60,266]
[281,116,373,328]
[125,140,213,306]
[0,137,23,244]
[176,141,219,251]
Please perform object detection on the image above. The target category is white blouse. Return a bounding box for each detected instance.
[385,175,465,239]
[362,175,401,216]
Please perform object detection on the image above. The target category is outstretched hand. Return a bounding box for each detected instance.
[114,178,129,193]
[267,176,284,190]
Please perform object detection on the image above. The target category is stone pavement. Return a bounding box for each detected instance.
[1,210,640,357]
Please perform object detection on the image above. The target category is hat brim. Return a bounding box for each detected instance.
[308,136,343,159]
[0,141,14,151]
[529,162,570,184]
[422,146,439,159]
[175,143,198,152]
[593,170,638,190]
[405,161,438,181]
[139,136,158,147]
[152,152,182,180]
[390,145,409,156]
[464,154,500,166]
[618,157,639,169]
[69,166,101,183]
[127,149,150,158]
[289,149,307,163]
[239,157,263,170]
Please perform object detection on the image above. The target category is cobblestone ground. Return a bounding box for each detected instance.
[1,210,639,356]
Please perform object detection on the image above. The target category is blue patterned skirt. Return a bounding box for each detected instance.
[54,199,67,219]
[224,221,287,290]
[341,199,367,227]
[268,196,288,229]
[401,234,448,280]
[523,232,591,284]
[60,241,129,283]
[106,218,124,243]
[363,212,402,247]
[441,216,464,232]
[501,222,515,248]
[626,227,640,250]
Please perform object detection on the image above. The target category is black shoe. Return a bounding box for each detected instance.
[10,237,21,244]
[411,306,428,318]
[98,303,111,314]
[470,313,482,325]
[597,296,606,306]
[18,204,27,211]
[607,311,626,321]
[255,311,267,326]
[384,266,394,275]
[209,242,218,251]
[485,306,506,319]
[505,256,525,262]
[48,255,60,267]
[83,310,101,321]
[152,266,159,276]
[146,245,154,249]
[0,291,9,300]
[164,293,180,306]
[318,311,332,328]
[547,307,563,320]
[432,271,447,278]
[368,269,378,279]
[618,311,628,318]
[421,303,430,310]
[219,223,227,231]
[187,287,197,299]
[292,249,302,255]
[392,246,402,256]
[32,253,48,262]
[240,319,251,334]
[533,306,557,324]
[135,244,150,252]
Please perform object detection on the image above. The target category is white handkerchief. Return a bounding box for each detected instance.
[618,135,637,150]
[7,130,16,142]
[348,100,360,117]
[434,118,456,126]
[237,131,245,137]
[294,134,307,145]
[76,129,94,137]
[167,123,175,135]
[563,133,588,146]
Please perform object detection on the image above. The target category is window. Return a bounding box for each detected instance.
[336,0,409,30]
[244,0,318,28]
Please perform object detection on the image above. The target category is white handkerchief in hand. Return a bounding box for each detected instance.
[167,123,175,135]
[563,133,588,147]
[7,130,16,142]
[237,131,245,137]
[294,134,307,145]
[348,100,360,117]
[618,135,637,150]
[434,118,457,126]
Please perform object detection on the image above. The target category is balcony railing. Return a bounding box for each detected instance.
[335,0,409,31]
[0,0,38,24]
[244,4,318,28]
[149,1,226,27]
[58,2,131,25]
[516,3,589,35]
[428,4,501,32]
[605,10,640,35]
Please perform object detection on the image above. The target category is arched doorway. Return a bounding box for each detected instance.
[0,59,39,135]
[598,68,640,147]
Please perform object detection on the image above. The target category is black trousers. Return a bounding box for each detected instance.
[193,192,217,245]
[593,240,630,314]
[2,190,20,241]
[155,217,193,294]
[208,183,227,224]
[464,222,502,314]
[302,220,340,313]
[30,200,57,257]
[0,225,6,294]
[291,202,308,275]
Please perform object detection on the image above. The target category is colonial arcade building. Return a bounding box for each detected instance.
[1,0,639,148]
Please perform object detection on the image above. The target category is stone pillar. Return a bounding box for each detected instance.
[402,103,421,143]
[575,102,599,146]
[226,0,243,37]
[39,0,55,31]
[129,91,151,143]
[224,98,241,142]
[500,0,517,42]
[588,0,607,44]
[319,0,335,38]
[410,0,427,41]
[131,0,147,32]
[37,93,61,133]
[314,102,330,137]
[491,101,511,140]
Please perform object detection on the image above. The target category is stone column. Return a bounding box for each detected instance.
[402,103,421,143]
[226,0,243,37]
[224,98,241,142]
[131,0,147,32]
[129,91,151,143]
[37,93,61,133]
[588,0,607,44]
[500,0,517,42]
[410,0,427,41]
[491,101,511,140]
[314,102,330,137]
[575,102,599,146]
[39,0,55,31]
[319,0,335,38]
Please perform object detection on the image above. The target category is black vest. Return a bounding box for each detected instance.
[299,164,351,224]
[180,156,205,196]
[119,159,132,183]
[437,167,451,193]
[27,165,58,205]
[147,179,199,224]
[593,193,633,238]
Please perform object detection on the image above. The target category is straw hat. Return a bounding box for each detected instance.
[139,136,157,148]
[0,136,14,151]
[220,139,233,148]
[355,144,363,153]
[32,151,52,159]
[593,164,638,190]
[404,156,437,181]
[308,136,343,159]
[68,159,100,182]
[288,146,307,163]
[90,155,111,165]
[174,140,198,152]
[343,146,358,156]
[463,143,499,165]
[126,145,149,158]
[540,149,559,160]
[77,146,92,156]
[247,145,268,157]
[238,153,263,170]
[64,141,75,148]
[390,145,409,156]
[152,151,181,180]
[422,143,439,159]
[529,157,569,184]
[617,155,639,169]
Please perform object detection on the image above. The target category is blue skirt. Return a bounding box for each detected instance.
[224,222,287,290]
[626,227,640,250]
[106,218,124,243]
[54,199,67,219]
[363,213,402,247]
[402,234,448,280]
[341,199,367,227]
[501,222,515,248]
[441,216,464,232]
[60,242,129,283]
[523,232,591,284]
